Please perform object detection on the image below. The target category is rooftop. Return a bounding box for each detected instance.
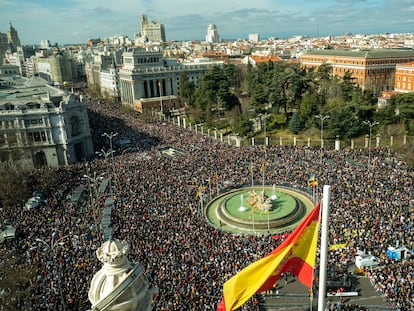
[302,48,414,58]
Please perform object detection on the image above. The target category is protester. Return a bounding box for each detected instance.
[0,101,413,310]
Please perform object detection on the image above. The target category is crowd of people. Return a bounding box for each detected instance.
[1,100,413,310]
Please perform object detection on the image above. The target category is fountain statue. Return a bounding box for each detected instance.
[247,190,272,212]
[239,193,248,212]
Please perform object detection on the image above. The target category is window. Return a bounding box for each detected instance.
[70,116,81,137]
[28,131,47,143]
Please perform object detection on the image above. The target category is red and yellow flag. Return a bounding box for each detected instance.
[217,203,321,311]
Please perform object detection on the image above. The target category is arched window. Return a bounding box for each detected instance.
[70,116,81,137]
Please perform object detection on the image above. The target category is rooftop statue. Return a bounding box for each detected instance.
[89,238,157,311]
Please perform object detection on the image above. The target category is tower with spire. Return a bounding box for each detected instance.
[7,22,21,51]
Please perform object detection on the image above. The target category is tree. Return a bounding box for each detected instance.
[391,93,414,134]
[0,255,36,310]
[288,112,302,134]
[179,71,195,105]
[231,114,253,136]
[300,93,320,128]
[341,71,356,101]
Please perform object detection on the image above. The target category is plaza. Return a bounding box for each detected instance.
[206,185,315,234]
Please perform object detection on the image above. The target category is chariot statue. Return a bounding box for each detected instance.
[247,190,272,212]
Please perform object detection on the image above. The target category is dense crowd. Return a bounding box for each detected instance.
[1,101,413,310]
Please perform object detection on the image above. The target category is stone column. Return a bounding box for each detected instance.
[376,134,380,148]
[390,136,393,147]
[335,136,340,151]
[220,133,223,143]
[293,137,297,146]
[251,137,255,146]
[351,139,355,150]
[265,136,269,146]
[308,138,311,147]
[279,137,283,146]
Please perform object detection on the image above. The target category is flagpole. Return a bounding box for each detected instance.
[317,185,331,311]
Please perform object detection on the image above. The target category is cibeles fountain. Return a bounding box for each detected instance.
[88,238,158,311]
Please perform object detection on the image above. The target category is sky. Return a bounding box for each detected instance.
[1,0,413,45]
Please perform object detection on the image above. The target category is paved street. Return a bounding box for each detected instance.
[258,272,392,310]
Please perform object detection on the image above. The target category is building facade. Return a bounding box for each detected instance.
[118,48,223,110]
[205,24,221,44]
[100,64,120,98]
[0,32,7,62]
[0,76,93,168]
[394,61,414,93]
[140,15,166,42]
[300,49,414,93]
[35,47,79,85]
[7,23,21,52]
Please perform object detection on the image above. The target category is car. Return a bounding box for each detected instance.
[0,225,16,243]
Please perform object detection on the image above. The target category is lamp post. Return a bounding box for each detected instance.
[96,148,114,194]
[83,172,105,221]
[363,120,379,171]
[315,114,330,163]
[263,111,268,159]
[158,80,163,117]
[102,131,118,183]
[35,235,70,311]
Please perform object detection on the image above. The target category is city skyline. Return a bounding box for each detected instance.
[1,0,414,45]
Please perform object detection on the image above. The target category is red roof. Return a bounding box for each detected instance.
[250,55,282,63]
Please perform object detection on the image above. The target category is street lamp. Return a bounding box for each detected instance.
[96,148,115,193]
[35,235,70,311]
[102,132,118,157]
[83,172,106,220]
[102,132,118,183]
[363,120,379,171]
[315,114,330,163]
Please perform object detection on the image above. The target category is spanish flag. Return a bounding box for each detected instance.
[308,173,318,187]
[217,203,321,311]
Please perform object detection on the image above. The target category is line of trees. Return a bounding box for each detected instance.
[179,61,414,140]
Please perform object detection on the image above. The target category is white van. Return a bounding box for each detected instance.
[355,255,380,269]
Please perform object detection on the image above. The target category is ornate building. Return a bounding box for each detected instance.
[0,76,93,168]
[300,49,414,93]
[118,47,222,110]
[89,238,157,311]
[7,22,21,52]
[139,15,166,42]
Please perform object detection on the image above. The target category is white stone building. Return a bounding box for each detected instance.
[0,75,93,168]
[100,64,120,99]
[205,24,221,44]
[118,47,223,109]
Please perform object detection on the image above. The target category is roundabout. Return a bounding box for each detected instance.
[205,185,316,235]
